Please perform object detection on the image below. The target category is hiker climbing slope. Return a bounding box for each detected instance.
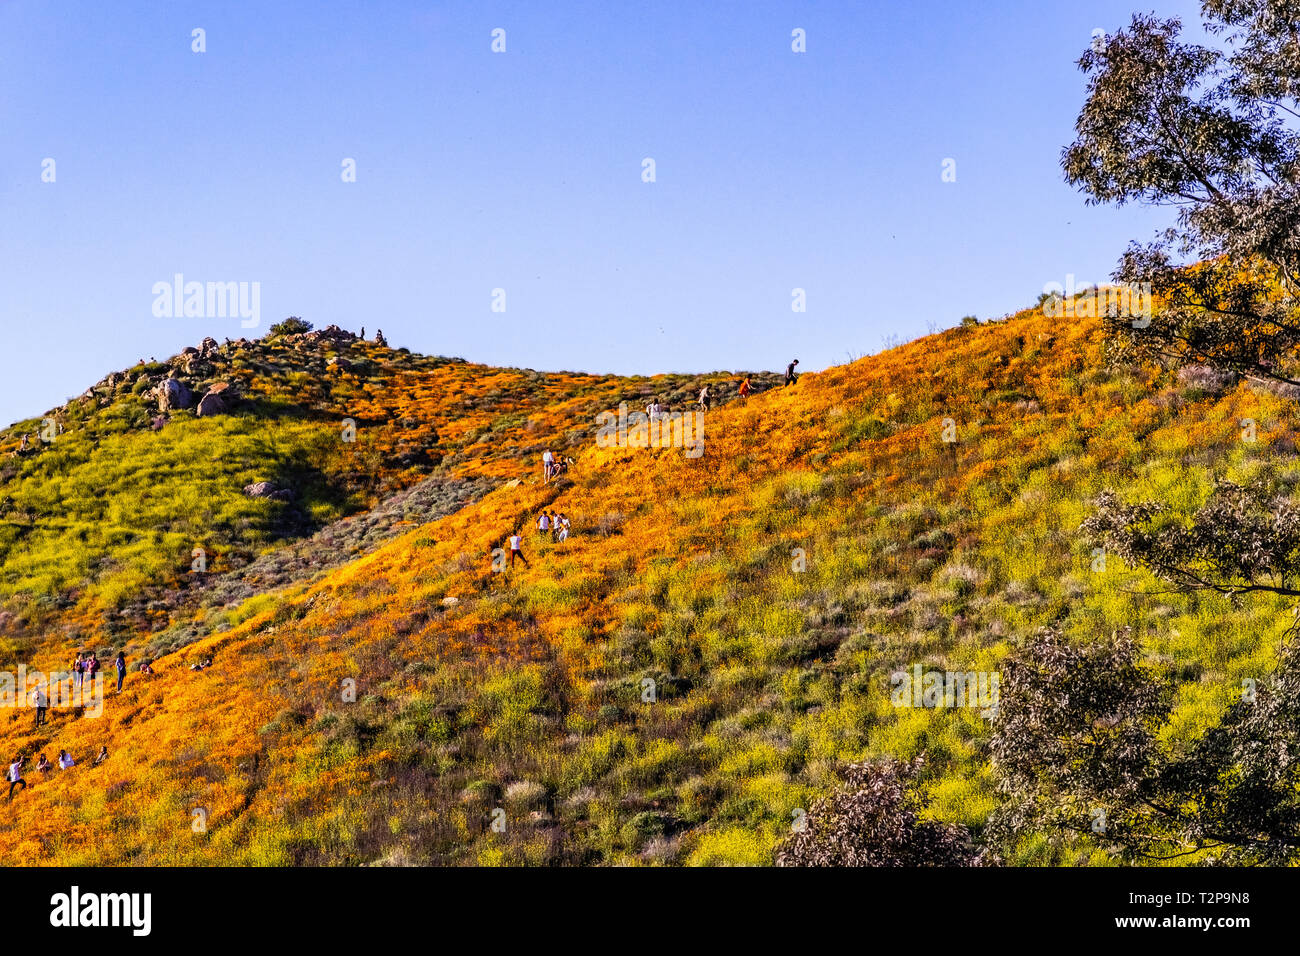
[507,531,530,568]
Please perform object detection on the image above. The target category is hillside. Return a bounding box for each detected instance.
[0,307,1291,865]
[0,327,778,656]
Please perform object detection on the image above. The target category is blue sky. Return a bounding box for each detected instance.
[0,0,1203,427]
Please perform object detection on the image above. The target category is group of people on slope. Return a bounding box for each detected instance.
[511,358,803,571]
[541,449,575,484]
[652,360,797,417]
[537,509,570,542]
[71,650,128,694]
[30,651,128,730]
[503,509,574,569]
[8,746,109,801]
[9,643,213,801]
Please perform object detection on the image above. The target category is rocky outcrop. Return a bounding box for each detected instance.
[286,324,358,347]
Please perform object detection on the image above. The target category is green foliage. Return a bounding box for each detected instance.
[270,317,313,336]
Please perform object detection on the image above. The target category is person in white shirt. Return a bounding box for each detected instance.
[557,514,570,542]
[538,512,550,534]
[31,688,48,728]
[7,756,26,800]
[507,532,529,568]
[542,449,555,482]
[57,750,74,770]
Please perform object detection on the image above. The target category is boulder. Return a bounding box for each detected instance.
[196,382,235,417]
[196,393,225,417]
[199,336,219,357]
[155,378,194,412]
[244,481,292,502]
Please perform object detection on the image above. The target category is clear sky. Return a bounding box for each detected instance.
[0,0,1202,427]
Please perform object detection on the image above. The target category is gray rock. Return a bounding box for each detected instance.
[244,481,293,502]
[156,378,194,412]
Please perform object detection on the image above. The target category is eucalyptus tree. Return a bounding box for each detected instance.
[1066,4,1300,385]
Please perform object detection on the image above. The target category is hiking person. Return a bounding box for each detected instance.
[139,660,154,676]
[72,652,83,691]
[86,652,100,686]
[538,511,550,536]
[785,359,799,386]
[360,326,365,340]
[557,514,571,542]
[31,687,47,728]
[507,531,530,568]
[542,449,555,483]
[92,746,109,767]
[57,750,74,770]
[8,756,26,800]
[36,754,52,775]
[697,385,710,411]
[114,651,126,693]
[739,377,751,401]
